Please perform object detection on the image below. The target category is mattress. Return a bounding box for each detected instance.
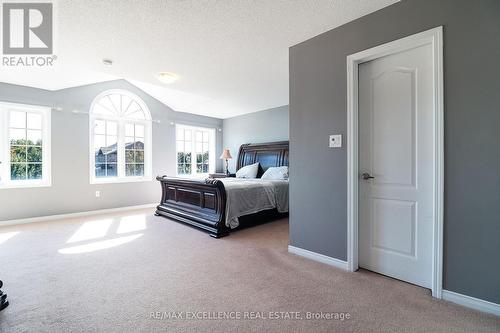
[219,178,289,228]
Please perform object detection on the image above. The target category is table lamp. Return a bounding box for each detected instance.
[220,149,233,175]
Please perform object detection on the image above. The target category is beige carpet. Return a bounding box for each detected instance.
[0,208,498,333]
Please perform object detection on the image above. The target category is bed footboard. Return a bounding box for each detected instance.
[155,176,229,238]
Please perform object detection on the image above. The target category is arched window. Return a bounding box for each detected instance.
[89,90,152,183]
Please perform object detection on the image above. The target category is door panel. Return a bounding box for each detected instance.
[359,44,434,288]
[371,198,416,257]
[372,68,416,187]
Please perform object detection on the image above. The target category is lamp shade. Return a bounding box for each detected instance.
[220,148,232,160]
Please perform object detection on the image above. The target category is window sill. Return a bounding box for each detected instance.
[90,177,153,185]
[0,181,52,189]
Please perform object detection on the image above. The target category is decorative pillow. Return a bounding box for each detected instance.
[236,162,260,179]
[261,166,289,180]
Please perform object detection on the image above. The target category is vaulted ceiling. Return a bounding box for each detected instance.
[0,0,399,118]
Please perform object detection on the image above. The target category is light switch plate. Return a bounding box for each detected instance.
[329,134,342,148]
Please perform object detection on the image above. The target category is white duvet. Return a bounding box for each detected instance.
[218,178,289,228]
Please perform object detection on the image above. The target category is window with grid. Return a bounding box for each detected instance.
[125,123,145,177]
[94,120,118,178]
[176,124,215,177]
[89,90,152,183]
[195,130,210,173]
[0,103,51,188]
[176,127,192,175]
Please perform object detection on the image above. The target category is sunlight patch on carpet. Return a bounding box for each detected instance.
[117,214,147,234]
[58,234,143,254]
[67,219,113,243]
[0,231,20,245]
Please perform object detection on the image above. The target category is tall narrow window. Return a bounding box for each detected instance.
[94,120,118,178]
[176,124,215,177]
[89,90,152,183]
[125,123,145,177]
[0,102,51,188]
[176,127,192,175]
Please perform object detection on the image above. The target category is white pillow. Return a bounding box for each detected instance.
[236,162,260,179]
[261,166,289,180]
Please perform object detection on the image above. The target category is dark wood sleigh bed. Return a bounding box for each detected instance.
[155,141,289,238]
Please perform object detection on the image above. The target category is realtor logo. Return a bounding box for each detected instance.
[2,2,53,54]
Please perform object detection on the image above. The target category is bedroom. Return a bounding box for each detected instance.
[0,0,499,332]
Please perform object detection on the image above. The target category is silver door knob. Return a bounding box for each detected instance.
[362,173,374,180]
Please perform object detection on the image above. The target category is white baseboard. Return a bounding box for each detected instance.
[0,203,158,228]
[442,290,500,317]
[288,245,348,270]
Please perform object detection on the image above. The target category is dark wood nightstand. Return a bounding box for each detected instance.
[209,173,236,178]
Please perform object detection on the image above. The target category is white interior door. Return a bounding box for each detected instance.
[358,43,434,288]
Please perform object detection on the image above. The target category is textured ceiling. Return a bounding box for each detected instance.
[0,0,399,118]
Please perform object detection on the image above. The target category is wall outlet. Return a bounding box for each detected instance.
[95,191,101,198]
[329,134,342,148]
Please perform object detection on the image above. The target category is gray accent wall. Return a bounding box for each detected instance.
[0,80,223,221]
[222,106,289,173]
[289,0,500,303]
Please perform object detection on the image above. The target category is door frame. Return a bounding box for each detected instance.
[346,26,444,298]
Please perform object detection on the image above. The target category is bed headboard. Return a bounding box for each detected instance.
[236,141,289,177]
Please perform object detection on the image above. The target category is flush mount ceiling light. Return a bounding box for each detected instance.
[102,59,113,66]
[157,72,179,84]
